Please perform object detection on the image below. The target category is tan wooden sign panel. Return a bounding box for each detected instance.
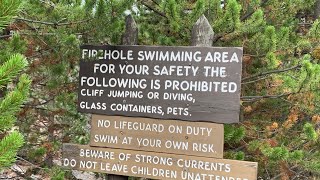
[90,115,224,158]
[63,144,258,180]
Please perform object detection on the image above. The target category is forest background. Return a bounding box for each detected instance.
[1,0,320,179]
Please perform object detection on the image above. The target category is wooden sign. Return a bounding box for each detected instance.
[78,45,243,123]
[63,144,258,180]
[90,115,224,158]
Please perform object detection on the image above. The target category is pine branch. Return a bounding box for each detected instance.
[241,76,269,85]
[240,0,269,21]
[241,93,293,101]
[14,17,56,25]
[242,64,301,82]
[0,131,24,169]
[0,54,28,88]
[138,0,167,18]
[0,32,86,39]
[151,0,160,6]
[0,115,15,131]
[0,0,23,31]
[212,33,224,43]
[241,88,320,102]
[0,74,31,117]
[14,17,92,27]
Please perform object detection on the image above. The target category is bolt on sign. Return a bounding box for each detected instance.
[78,45,243,124]
[90,115,224,158]
[63,144,258,180]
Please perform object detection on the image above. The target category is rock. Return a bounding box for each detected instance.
[30,174,43,180]
[72,170,102,180]
[53,159,62,166]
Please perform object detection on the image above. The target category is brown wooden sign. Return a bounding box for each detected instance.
[78,45,243,123]
[63,144,257,180]
[90,115,224,158]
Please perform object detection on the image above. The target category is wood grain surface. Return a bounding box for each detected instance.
[63,144,258,180]
[90,115,224,158]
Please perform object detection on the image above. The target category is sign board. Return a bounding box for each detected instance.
[63,144,258,180]
[90,115,224,158]
[78,45,243,123]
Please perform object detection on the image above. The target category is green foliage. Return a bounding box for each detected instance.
[302,123,318,141]
[241,9,265,34]
[51,171,65,180]
[27,146,47,163]
[0,54,28,88]
[224,150,245,160]
[191,0,206,22]
[207,0,223,22]
[84,0,96,14]
[266,52,279,69]
[262,146,289,161]
[277,27,291,50]
[0,115,15,132]
[0,131,24,169]
[224,125,246,144]
[0,74,31,116]
[218,0,241,32]
[0,0,30,171]
[234,151,245,160]
[308,19,320,38]
[0,72,30,169]
[32,147,47,158]
[8,34,27,54]
[297,39,313,56]
[302,151,320,175]
[162,0,181,31]
[264,26,277,52]
[288,150,304,161]
[247,140,261,152]
[304,161,320,174]
[0,34,27,64]
[49,166,66,180]
[0,0,22,31]
[95,0,106,19]
[0,73,30,132]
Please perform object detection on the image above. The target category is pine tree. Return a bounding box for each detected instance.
[6,0,136,174]
[7,0,320,179]
[0,0,30,169]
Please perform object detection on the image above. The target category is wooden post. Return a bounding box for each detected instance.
[108,14,138,180]
[191,14,214,46]
[121,14,138,45]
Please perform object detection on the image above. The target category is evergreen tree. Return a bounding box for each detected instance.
[6,0,320,179]
[0,0,30,169]
[6,1,135,177]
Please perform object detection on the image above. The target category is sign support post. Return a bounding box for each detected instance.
[108,14,138,180]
